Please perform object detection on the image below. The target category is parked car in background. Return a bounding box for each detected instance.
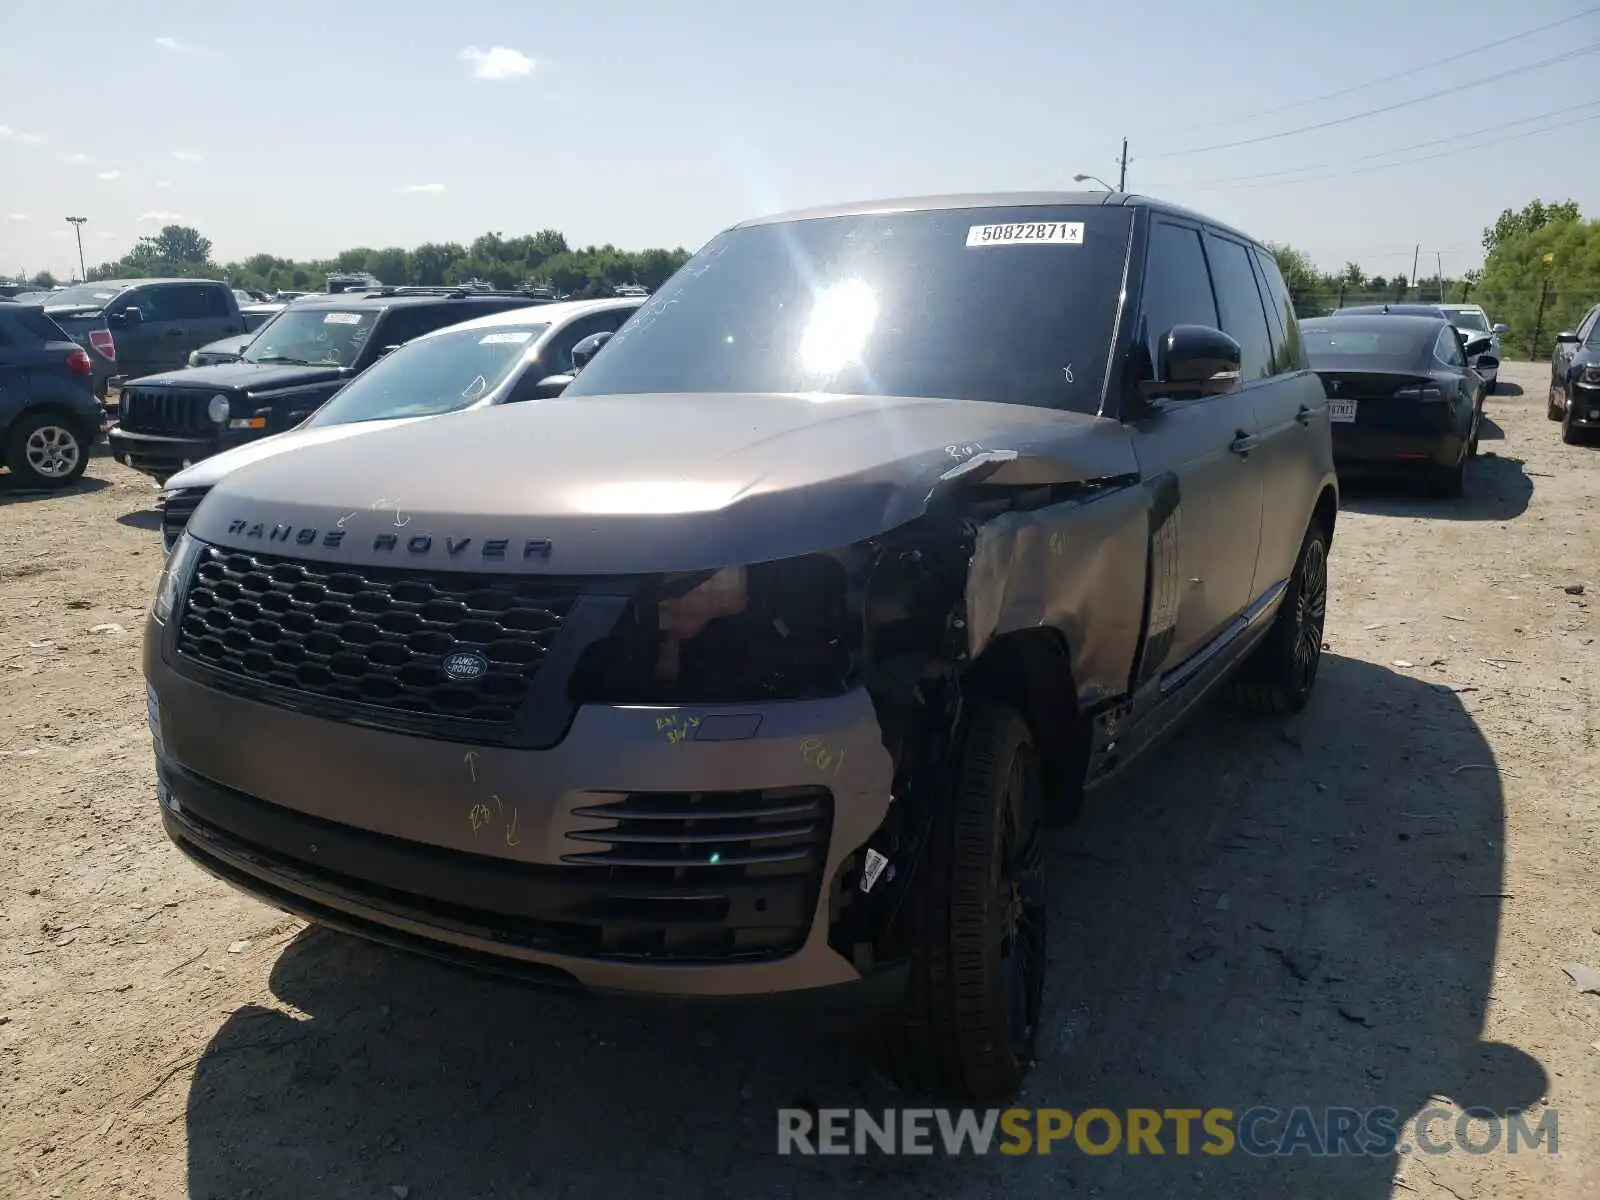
[33,278,249,401]
[1549,300,1600,445]
[145,192,1339,1103]
[1437,304,1508,392]
[0,300,104,487]
[1302,313,1492,496]
[157,297,643,547]
[109,287,561,483]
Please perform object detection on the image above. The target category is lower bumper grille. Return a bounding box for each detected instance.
[165,761,833,963]
[121,387,215,436]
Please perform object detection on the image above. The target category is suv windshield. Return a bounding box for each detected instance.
[565,205,1134,413]
[1443,309,1489,332]
[242,307,378,368]
[42,284,121,309]
[306,323,549,426]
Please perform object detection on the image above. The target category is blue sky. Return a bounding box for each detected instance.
[2,0,1597,282]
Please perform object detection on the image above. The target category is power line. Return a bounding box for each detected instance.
[1142,42,1600,160]
[1186,110,1600,189]
[1174,5,1600,131]
[1152,100,1600,188]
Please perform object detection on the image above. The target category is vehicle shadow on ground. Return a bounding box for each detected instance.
[1339,452,1532,522]
[0,474,110,503]
[1491,381,1525,398]
[182,656,1542,1199]
[116,509,161,532]
[1477,415,1506,442]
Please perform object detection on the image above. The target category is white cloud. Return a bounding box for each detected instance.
[460,45,534,80]
[0,126,10,138]
[401,183,447,193]
[154,180,173,189]
[172,149,202,162]
[138,211,183,222]
[19,132,45,145]
[153,36,200,54]
[7,213,29,221]
[97,170,121,181]
[96,231,120,240]
[59,152,89,165]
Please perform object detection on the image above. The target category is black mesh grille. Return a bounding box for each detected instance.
[161,488,208,551]
[121,386,215,436]
[175,545,577,725]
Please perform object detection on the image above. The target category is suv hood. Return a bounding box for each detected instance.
[165,417,432,492]
[190,392,1134,574]
[130,361,348,392]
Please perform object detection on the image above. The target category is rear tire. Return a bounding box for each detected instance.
[5,411,90,489]
[1548,388,1564,421]
[1228,522,1329,715]
[1562,405,1583,445]
[1431,453,1466,498]
[868,702,1046,1104]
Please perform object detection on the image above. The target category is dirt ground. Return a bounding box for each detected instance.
[2,359,1597,1200]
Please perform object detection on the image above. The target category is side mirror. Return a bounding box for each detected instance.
[1464,333,1493,357]
[569,330,613,373]
[109,306,142,329]
[1142,325,1242,401]
[1555,331,1581,344]
[1492,323,1509,335]
[1475,355,1499,373]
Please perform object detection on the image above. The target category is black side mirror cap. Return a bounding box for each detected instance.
[1141,325,1243,402]
[507,374,574,402]
[109,306,142,328]
[569,330,613,372]
[1475,355,1499,372]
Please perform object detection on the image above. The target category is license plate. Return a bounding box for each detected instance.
[1328,399,1358,423]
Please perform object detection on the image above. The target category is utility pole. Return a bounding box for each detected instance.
[1436,251,1444,302]
[1118,138,1129,191]
[1531,277,1550,360]
[64,216,87,283]
[1409,243,1420,297]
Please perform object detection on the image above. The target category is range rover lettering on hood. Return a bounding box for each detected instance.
[222,518,552,559]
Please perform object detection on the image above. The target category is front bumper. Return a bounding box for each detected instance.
[146,642,900,1000]
[1568,382,1600,428]
[110,426,261,480]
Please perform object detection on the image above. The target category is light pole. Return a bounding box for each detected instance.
[64,216,87,282]
[1073,173,1114,192]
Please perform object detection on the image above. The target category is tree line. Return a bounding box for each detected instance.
[43,224,693,296]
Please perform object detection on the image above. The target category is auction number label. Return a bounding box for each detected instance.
[966,222,1084,247]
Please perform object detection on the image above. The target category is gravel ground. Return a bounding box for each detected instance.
[2,360,1597,1200]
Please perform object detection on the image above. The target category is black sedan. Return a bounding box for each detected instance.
[1301,314,1495,497]
[1549,299,1600,445]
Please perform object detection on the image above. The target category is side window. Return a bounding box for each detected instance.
[370,306,449,351]
[1252,248,1307,371]
[1436,327,1466,368]
[1139,221,1217,373]
[1578,305,1600,345]
[542,311,627,375]
[159,283,223,320]
[1204,233,1275,381]
[127,287,175,321]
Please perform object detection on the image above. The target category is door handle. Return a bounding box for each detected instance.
[1295,405,1313,426]
[1229,431,1258,456]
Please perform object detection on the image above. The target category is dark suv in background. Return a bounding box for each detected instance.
[0,300,104,488]
[30,279,248,402]
[110,289,549,483]
[1550,300,1600,445]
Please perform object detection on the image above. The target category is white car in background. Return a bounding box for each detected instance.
[157,296,642,549]
[1439,304,1509,393]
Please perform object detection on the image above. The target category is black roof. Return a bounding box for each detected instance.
[1301,313,1447,334]
[286,290,541,312]
[738,191,1270,252]
[1332,303,1448,318]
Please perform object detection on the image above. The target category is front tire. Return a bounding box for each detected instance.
[869,702,1046,1103]
[5,412,90,488]
[1562,404,1583,445]
[1548,387,1565,421]
[1229,522,1329,715]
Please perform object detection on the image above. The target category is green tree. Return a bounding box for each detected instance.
[1476,202,1597,359]
[1482,199,1581,258]
[29,269,57,288]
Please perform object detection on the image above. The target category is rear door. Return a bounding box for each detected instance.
[0,312,30,417]
[156,282,240,369]
[1126,217,1265,674]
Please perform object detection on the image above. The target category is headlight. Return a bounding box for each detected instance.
[188,350,202,367]
[1581,365,1600,384]
[207,394,231,424]
[656,567,747,679]
[153,533,201,623]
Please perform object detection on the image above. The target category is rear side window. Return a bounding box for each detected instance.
[1434,327,1466,368]
[155,283,228,319]
[373,305,463,348]
[1204,233,1274,382]
[1139,221,1218,369]
[1251,249,1307,371]
[12,307,72,342]
[1579,305,1600,345]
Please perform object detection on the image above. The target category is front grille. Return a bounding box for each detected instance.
[561,787,835,957]
[175,546,577,727]
[121,387,215,436]
[160,488,208,552]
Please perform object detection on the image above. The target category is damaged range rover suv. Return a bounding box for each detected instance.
[144,193,1337,1103]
